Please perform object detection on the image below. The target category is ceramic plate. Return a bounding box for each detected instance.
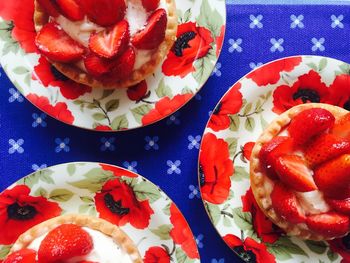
[0,0,225,131]
[0,162,200,262]
[198,56,350,262]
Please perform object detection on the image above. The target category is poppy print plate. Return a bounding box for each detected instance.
[198,56,350,262]
[0,0,225,131]
[0,162,200,262]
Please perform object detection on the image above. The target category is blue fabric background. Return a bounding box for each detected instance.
[1,4,350,263]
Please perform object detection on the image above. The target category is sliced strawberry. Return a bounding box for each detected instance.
[288,108,335,145]
[89,20,130,59]
[314,154,350,199]
[3,249,37,263]
[271,183,306,224]
[306,212,350,237]
[108,46,136,81]
[141,0,160,11]
[56,0,85,21]
[36,22,85,63]
[132,8,167,50]
[304,133,350,168]
[38,224,93,263]
[80,0,126,26]
[84,53,114,77]
[326,198,350,215]
[274,154,317,192]
[331,113,350,140]
[258,136,294,180]
[37,0,60,17]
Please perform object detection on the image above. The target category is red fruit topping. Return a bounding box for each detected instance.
[107,46,136,81]
[331,113,350,140]
[89,20,130,59]
[127,80,148,101]
[271,183,306,224]
[84,53,114,77]
[306,212,350,237]
[3,249,37,263]
[326,198,350,215]
[56,0,85,21]
[77,261,98,263]
[304,133,350,168]
[80,0,126,26]
[274,155,317,192]
[314,154,350,199]
[37,0,60,17]
[38,224,93,263]
[288,108,335,145]
[132,8,167,50]
[36,22,84,63]
[141,0,160,11]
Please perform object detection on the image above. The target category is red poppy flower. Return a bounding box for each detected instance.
[33,56,92,100]
[328,235,350,263]
[247,57,302,86]
[208,82,243,132]
[99,164,138,178]
[242,142,255,161]
[127,81,148,102]
[95,125,112,131]
[143,247,170,263]
[162,22,213,77]
[272,70,331,114]
[0,0,37,53]
[328,74,350,110]
[142,94,192,126]
[169,203,199,259]
[26,94,75,124]
[0,185,62,245]
[94,178,154,229]
[242,188,281,243]
[216,25,225,57]
[224,234,276,263]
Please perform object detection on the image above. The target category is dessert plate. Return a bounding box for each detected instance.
[198,56,350,262]
[0,162,200,262]
[0,0,225,131]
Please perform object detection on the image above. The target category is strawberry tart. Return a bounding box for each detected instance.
[250,103,350,240]
[3,214,142,262]
[33,0,177,89]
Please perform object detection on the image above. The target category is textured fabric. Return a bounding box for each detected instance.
[1,4,350,263]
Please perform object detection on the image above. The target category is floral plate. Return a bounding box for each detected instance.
[0,0,225,131]
[198,56,350,262]
[0,162,200,262]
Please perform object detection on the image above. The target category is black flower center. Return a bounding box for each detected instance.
[50,65,69,81]
[213,102,222,115]
[233,246,257,262]
[342,234,350,250]
[293,88,320,103]
[7,202,37,220]
[199,165,205,187]
[104,193,130,216]
[173,31,196,57]
[344,100,350,111]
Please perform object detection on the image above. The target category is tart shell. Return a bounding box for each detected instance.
[250,103,349,241]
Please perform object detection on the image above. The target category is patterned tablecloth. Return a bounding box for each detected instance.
[1,2,350,262]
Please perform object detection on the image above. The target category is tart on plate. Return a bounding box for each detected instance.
[33,0,177,89]
[250,103,350,240]
[4,214,142,262]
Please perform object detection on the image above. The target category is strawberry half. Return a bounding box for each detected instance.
[331,113,350,140]
[108,46,136,81]
[132,8,167,50]
[304,133,350,168]
[326,198,350,215]
[306,212,350,237]
[89,20,130,59]
[37,0,60,17]
[3,249,37,263]
[38,224,93,263]
[80,0,126,27]
[56,0,85,21]
[288,108,335,145]
[141,0,160,11]
[36,22,85,63]
[274,154,317,192]
[271,183,306,224]
[314,154,350,199]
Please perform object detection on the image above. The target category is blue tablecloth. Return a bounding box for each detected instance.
[1,3,350,262]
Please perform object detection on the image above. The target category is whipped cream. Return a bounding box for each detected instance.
[126,0,148,35]
[296,191,330,215]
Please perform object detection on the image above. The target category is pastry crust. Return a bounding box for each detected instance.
[34,0,178,89]
[250,103,349,240]
[11,214,143,262]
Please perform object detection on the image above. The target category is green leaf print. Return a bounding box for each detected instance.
[162,202,171,216]
[232,207,253,231]
[105,99,119,112]
[233,166,249,181]
[304,240,328,254]
[67,163,76,176]
[0,20,20,56]
[156,78,173,98]
[244,117,255,132]
[49,189,74,202]
[175,247,195,263]
[205,202,221,226]
[133,180,162,203]
[193,55,214,85]
[196,0,223,37]
[318,58,328,71]
[34,187,48,197]
[225,138,238,156]
[80,196,94,203]
[327,248,339,261]
[111,114,129,131]
[19,169,55,188]
[131,104,153,124]
[0,245,12,259]
[150,224,173,240]
[266,237,308,260]
[229,115,240,131]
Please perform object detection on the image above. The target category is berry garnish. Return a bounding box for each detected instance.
[56,0,85,21]
[84,53,115,77]
[107,46,136,81]
[141,0,160,11]
[331,113,350,140]
[306,212,350,237]
[3,249,37,263]
[37,0,60,17]
[326,198,350,215]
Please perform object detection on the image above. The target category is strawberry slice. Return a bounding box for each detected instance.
[271,183,306,224]
[314,154,350,199]
[89,20,130,59]
[141,0,160,11]
[80,0,126,27]
[306,212,350,237]
[331,113,350,140]
[304,133,350,168]
[56,0,85,21]
[108,46,136,81]
[37,0,60,17]
[84,53,116,77]
[326,198,350,215]
[132,8,167,50]
[3,249,37,263]
[258,136,294,180]
[38,224,93,262]
[36,22,85,63]
[288,108,335,145]
[274,155,317,192]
